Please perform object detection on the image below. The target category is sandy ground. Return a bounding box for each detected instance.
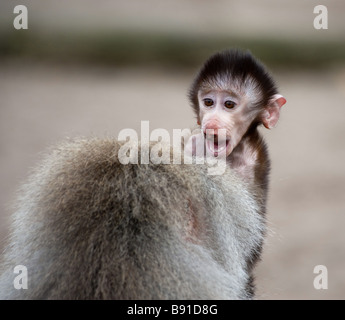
[1,61,345,299]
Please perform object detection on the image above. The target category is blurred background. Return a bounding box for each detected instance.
[1,0,345,299]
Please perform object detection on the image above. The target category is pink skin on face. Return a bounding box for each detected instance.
[196,90,286,158]
[198,89,253,157]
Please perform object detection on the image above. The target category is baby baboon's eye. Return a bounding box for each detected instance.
[224,100,236,109]
[203,98,214,107]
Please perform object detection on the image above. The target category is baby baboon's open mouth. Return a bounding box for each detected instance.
[204,133,230,157]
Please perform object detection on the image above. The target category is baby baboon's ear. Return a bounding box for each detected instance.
[262,94,286,129]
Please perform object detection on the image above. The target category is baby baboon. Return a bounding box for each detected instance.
[0,49,286,299]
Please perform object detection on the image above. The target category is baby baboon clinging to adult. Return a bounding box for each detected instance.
[0,49,286,299]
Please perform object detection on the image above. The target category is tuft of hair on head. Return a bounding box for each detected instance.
[188,49,278,114]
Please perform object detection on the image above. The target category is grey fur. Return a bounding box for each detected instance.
[0,137,265,299]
